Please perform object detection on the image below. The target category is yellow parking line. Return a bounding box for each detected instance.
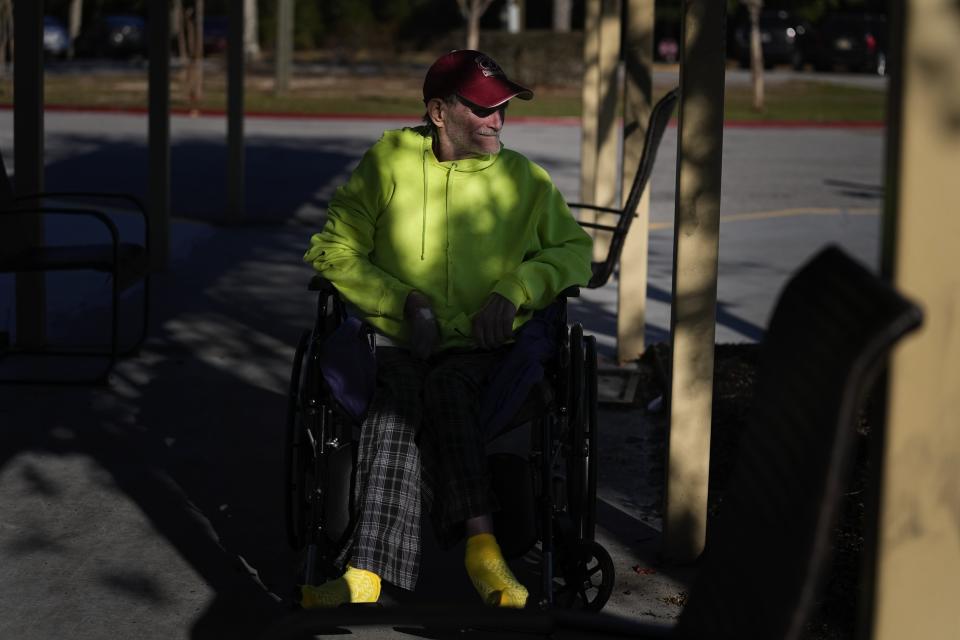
[648,206,879,230]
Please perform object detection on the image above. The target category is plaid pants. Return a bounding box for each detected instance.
[337,347,505,591]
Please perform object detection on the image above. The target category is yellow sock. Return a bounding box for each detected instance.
[464,533,529,608]
[299,565,381,608]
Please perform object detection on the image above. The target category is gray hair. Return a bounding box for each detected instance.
[422,94,459,134]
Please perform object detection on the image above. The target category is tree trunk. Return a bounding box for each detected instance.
[505,0,524,33]
[68,0,82,58]
[552,0,572,33]
[274,0,293,94]
[457,0,495,51]
[182,1,204,111]
[243,0,260,61]
[173,0,185,60]
[0,0,11,71]
[193,0,204,108]
[467,9,480,49]
[748,3,765,111]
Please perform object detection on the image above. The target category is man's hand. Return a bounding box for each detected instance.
[472,293,517,350]
[404,291,439,360]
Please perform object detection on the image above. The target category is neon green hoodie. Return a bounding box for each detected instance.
[304,126,592,350]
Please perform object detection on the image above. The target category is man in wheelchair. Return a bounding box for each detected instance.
[300,50,592,609]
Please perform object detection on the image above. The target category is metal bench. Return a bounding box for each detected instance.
[0,151,150,384]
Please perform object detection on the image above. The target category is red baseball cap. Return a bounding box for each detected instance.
[422,50,533,109]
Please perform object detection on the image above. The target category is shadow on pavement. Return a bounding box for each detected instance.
[0,127,343,634]
[44,133,372,223]
[0,135,683,639]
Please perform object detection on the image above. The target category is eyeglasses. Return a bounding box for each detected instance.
[456,96,507,119]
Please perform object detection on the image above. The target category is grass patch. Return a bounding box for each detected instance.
[0,68,885,123]
[724,80,886,122]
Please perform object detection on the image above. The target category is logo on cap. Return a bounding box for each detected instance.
[475,55,505,78]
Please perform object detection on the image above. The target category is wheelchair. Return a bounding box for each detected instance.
[284,275,614,611]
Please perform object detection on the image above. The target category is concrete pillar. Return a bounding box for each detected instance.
[594,0,623,262]
[864,2,960,638]
[11,0,46,347]
[275,0,294,95]
[579,0,622,261]
[579,0,601,206]
[617,0,655,364]
[662,0,726,563]
[148,0,171,270]
[227,0,245,220]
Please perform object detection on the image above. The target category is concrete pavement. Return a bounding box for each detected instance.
[0,214,689,639]
[0,113,884,638]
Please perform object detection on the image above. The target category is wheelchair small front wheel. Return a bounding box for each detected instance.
[553,539,615,612]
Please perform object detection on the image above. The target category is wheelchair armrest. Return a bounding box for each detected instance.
[308,275,338,294]
[566,201,623,215]
[558,286,581,299]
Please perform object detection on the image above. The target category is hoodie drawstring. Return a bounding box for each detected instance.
[420,138,454,302]
[421,145,428,261]
[445,163,455,301]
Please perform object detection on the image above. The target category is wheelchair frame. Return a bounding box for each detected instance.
[284,277,614,611]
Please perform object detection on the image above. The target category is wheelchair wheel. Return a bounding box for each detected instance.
[285,329,313,551]
[554,539,615,611]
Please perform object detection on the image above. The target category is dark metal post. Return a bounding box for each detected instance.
[227,0,245,220]
[11,0,46,347]
[148,0,171,270]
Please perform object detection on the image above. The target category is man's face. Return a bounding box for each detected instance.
[435,96,507,160]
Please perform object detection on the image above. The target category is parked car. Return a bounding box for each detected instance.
[795,13,887,75]
[730,8,808,69]
[43,16,71,59]
[73,14,148,59]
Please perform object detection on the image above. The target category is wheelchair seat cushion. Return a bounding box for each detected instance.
[319,316,377,422]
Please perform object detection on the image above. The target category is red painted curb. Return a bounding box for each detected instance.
[0,104,885,129]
